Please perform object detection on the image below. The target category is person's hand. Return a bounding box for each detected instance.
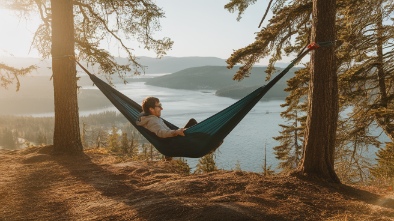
[174,128,185,136]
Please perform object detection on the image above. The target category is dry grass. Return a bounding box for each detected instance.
[1,146,393,221]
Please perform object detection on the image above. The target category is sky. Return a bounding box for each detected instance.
[0,1,288,65]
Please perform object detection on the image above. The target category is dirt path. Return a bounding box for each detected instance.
[1,146,393,220]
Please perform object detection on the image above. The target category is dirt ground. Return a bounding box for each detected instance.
[1,146,394,221]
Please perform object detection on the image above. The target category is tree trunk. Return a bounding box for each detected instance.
[51,0,83,154]
[298,0,340,183]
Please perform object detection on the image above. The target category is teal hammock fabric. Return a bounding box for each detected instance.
[76,42,323,158]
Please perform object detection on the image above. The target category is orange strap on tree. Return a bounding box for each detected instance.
[307,42,320,50]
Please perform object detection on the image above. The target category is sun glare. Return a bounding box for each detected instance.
[0,9,39,57]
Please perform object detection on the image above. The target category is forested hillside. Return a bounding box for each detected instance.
[145,66,297,99]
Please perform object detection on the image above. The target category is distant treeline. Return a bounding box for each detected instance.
[0,111,139,150]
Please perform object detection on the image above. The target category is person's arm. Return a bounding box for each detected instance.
[147,118,185,138]
[173,128,185,136]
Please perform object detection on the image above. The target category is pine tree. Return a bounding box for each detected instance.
[225,0,394,182]
[227,0,340,181]
[335,0,394,182]
[234,160,242,171]
[120,132,129,154]
[0,129,3,147]
[36,131,47,145]
[2,128,16,149]
[195,153,217,174]
[273,66,311,172]
[336,0,394,142]
[125,127,141,159]
[81,122,89,148]
[334,117,379,183]
[94,128,108,149]
[107,126,120,152]
[370,142,394,187]
[170,158,190,175]
[262,143,276,176]
[274,65,309,164]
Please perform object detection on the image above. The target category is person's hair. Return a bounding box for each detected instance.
[142,97,159,114]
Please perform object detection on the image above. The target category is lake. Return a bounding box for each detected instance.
[80,74,287,173]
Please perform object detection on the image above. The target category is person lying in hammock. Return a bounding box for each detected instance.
[136,96,197,138]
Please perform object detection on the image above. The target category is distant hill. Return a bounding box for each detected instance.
[145,66,299,100]
[0,56,231,76]
[1,56,293,76]
[115,56,229,74]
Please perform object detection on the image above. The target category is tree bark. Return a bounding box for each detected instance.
[51,0,83,154]
[298,0,340,183]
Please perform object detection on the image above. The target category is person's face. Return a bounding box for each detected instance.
[149,101,163,117]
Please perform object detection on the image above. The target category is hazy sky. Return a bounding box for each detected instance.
[0,1,285,64]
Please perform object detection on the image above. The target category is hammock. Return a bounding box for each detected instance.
[76,43,322,158]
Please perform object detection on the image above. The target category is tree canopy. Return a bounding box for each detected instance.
[4,0,173,78]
